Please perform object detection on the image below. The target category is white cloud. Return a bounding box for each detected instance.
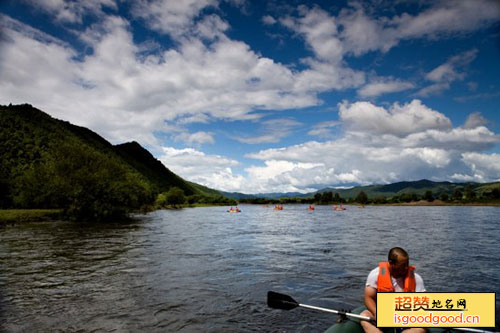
[450,173,484,182]
[131,0,218,38]
[392,0,500,40]
[194,14,230,40]
[0,14,70,46]
[10,1,494,157]
[159,147,245,192]
[462,152,500,174]
[174,131,215,145]
[235,118,302,144]
[450,152,500,183]
[426,64,462,83]
[245,140,402,190]
[336,1,500,56]
[278,2,496,94]
[238,99,500,192]
[293,58,365,92]
[338,99,451,137]
[247,160,318,181]
[463,112,489,129]
[4,14,354,149]
[279,6,366,90]
[358,79,414,98]
[417,49,477,96]
[242,135,499,192]
[0,15,325,145]
[244,160,325,193]
[402,148,451,168]
[262,15,276,25]
[454,91,500,103]
[308,120,341,138]
[281,6,343,63]
[337,5,397,55]
[403,126,500,151]
[21,0,117,23]
[414,83,450,97]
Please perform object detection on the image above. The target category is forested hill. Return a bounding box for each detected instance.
[0,104,226,219]
[114,141,197,196]
[316,179,500,200]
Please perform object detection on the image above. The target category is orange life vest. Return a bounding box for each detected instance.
[377,261,416,292]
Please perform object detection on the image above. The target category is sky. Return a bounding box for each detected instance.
[1,0,500,194]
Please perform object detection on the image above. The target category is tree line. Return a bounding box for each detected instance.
[236,187,500,205]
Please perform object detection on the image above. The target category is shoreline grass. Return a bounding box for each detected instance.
[0,209,63,225]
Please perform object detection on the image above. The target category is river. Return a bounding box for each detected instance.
[1,205,499,332]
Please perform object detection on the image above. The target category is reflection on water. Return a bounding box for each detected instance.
[0,205,499,331]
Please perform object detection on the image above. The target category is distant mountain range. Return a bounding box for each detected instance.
[221,179,500,200]
[218,191,305,200]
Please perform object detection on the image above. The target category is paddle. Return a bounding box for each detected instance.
[267,291,373,322]
[267,291,498,333]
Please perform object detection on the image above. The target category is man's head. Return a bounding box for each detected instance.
[388,247,409,279]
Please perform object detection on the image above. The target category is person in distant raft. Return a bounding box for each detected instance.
[361,247,426,333]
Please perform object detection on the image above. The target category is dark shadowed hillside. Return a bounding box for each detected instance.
[114,141,197,195]
[0,104,225,219]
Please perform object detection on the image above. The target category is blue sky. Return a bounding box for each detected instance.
[1,0,500,193]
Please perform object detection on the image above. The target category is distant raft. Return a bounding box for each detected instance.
[333,204,346,211]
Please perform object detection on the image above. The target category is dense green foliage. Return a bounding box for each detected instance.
[423,190,434,202]
[165,187,186,207]
[0,104,228,220]
[355,191,368,204]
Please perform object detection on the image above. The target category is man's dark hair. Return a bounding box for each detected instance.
[388,247,408,263]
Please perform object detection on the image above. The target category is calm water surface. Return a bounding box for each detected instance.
[1,205,499,332]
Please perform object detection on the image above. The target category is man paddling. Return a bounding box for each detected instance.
[361,247,426,333]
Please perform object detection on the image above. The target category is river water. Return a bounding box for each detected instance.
[1,205,499,332]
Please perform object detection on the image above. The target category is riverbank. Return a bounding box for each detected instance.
[0,204,228,225]
[384,199,500,206]
[3,201,498,226]
[0,209,63,226]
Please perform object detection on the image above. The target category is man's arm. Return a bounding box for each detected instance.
[364,286,377,318]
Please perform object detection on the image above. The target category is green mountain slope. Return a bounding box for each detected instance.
[187,181,224,198]
[114,141,197,196]
[0,104,224,218]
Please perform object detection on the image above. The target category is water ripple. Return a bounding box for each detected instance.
[0,205,499,331]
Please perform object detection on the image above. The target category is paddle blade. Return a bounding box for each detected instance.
[267,291,299,310]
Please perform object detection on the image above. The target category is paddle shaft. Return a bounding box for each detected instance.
[454,328,499,333]
[298,303,372,321]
